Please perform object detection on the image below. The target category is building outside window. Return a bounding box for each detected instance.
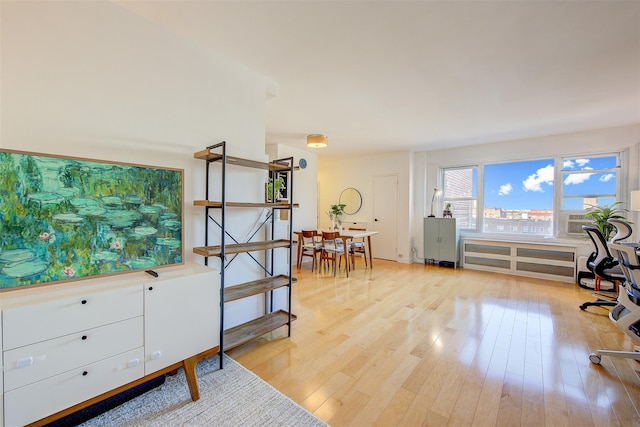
[442,167,477,229]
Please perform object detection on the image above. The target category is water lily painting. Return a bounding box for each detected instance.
[0,149,183,290]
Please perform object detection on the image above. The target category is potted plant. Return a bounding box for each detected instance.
[584,202,630,241]
[443,202,452,218]
[327,203,346,230]
[266,176,285,202]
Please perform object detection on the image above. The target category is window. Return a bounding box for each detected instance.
[442,167,478,229]
[561,155,619,210]
[440,151,623,237]
[483,159,554,236]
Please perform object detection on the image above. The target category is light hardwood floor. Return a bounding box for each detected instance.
[227,260,640,426]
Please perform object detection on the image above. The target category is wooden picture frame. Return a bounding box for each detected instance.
[0,149,184,290]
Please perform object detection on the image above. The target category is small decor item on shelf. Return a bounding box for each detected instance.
[266,176,285,202]
[443,203,453,218]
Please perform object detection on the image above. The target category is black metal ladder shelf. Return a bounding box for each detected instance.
[192,141,295,368]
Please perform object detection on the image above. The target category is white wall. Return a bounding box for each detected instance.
[1,1,271,328]
[318,151,413,263]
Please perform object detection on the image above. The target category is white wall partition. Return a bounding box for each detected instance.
[1,1,271,328]
[1,0,269,265]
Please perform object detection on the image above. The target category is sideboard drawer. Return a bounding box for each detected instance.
[2,284,143,350]
[4,347,144,427]
[3,316,143,391]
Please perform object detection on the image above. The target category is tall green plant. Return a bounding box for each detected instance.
[583,202,629,241]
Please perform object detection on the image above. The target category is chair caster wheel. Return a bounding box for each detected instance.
[589,353,601,364]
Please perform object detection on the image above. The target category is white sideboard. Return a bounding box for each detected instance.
[0,262,219,427]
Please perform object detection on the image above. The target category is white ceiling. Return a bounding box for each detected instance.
[116,1,640,158]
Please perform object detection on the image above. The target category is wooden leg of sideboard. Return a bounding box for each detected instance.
[183,355,201,401]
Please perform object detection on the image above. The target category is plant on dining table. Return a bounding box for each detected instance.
[326,203,346,229]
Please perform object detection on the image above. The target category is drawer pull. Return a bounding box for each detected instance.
[81,335,87,340]
[82,371,88,376]
[148,286,153,291]
[81,299,87,304]
[17,356,34,368]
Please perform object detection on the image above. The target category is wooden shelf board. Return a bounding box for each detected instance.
[193,239,291,257]
[224,310,296,351]
[224,275,297,302]
[193,150,291,171]
[193,200,298,209]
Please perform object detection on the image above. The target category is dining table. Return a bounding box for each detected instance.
[294,229,379,276]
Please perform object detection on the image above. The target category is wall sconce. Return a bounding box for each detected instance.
[429,188,442,217]
[306,134,328,148]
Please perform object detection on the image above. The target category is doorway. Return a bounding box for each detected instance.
[372,174,398,261]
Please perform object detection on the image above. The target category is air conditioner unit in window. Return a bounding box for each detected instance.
[566,214,594,235]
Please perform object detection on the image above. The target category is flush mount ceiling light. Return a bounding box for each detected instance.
[306,134,328,148]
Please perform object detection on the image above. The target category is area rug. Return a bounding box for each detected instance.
[79,355,328,427]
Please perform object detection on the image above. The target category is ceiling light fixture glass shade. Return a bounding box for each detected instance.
[306,134,328,148]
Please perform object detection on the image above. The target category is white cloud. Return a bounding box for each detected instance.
[600,173,614,182]
[498,183,512,196]
[564,159,590,170]
[523,164,554,192]
[564,167,594,185]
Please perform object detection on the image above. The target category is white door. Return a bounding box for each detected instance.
[372,174,398,261]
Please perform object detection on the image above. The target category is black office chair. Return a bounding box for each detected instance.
[579,226,625,311]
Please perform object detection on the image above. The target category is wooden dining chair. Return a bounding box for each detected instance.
[298,230,321,271]
[321,231,347,276]
[348,226,368,269]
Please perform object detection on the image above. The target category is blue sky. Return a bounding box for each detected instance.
[484,156,617,210]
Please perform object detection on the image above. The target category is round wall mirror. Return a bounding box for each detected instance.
[339,188,362,215]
